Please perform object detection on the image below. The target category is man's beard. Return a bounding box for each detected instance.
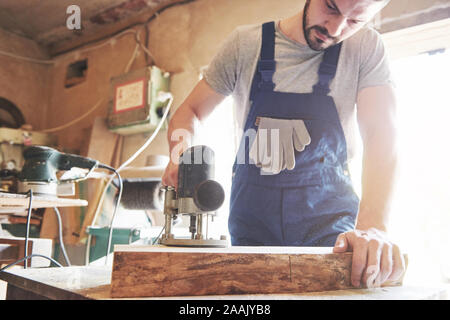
[303,0,338,51]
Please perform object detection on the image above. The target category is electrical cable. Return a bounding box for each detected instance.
[84,93,173,265]
[24,190,33,269]
[1,4,183,267]
[69,29,138,56]
[0,0,194,70]
[0,0,197,66]
[39,29,143,134]
[81,50,173,265]
[116,93,173,173]
[0,28,139,65]
[84,90,169,263]
[53,207,71,267]
[0,49,55,65]
[52,0,196,58]
[124,42,140,74]
[0,254,62,272]
[40,98,104,133]
[134,30,156,65]
[152,225,165,245]
[97,164,123,266]
[84,93,173,264]
[144,22,152,66]
[0,191,64,272]
[39,29,153,134]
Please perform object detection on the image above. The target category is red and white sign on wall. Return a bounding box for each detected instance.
[114,78,146,114]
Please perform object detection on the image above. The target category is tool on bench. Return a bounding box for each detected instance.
[159,145,227,247]
[16,145,99,196]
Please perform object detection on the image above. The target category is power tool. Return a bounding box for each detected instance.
[159,145,228,247]
[17,145,99,196]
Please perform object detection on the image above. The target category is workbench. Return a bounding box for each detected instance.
[0,191,88,268]
[0,266,447,300]
[0,191,88,211]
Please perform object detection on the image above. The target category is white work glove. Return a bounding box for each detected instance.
[291,119,311,153]
[249,117,311,175]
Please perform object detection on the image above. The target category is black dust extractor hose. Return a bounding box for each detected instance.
[112,178,164,211]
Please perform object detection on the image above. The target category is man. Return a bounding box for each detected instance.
[162,0,405,288]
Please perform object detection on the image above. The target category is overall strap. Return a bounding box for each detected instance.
[312,42,342,95]
[249,21,276,101]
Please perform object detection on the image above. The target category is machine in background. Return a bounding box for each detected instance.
[0,128,57,194]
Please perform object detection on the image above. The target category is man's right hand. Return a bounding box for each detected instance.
[162,161,179,190]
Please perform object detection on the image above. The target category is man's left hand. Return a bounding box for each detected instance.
[333,228,406,288]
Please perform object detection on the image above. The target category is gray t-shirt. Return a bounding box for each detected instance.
[204,21,393,162]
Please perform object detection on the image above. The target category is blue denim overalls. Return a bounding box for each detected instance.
[229,21,360,246]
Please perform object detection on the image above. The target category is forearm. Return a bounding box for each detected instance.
[167,104,198,159]
[167,79,226,160]
[355,85,399,233]
[357,132,398,232]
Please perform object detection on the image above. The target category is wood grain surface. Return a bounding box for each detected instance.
[1,266,440,300]
[110,246,404,298]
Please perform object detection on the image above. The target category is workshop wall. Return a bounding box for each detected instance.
[44,31,148,154]
[121,0,306,166]
[41,0,450,160]
[44,0,305,161]
[0,28,51,131]
[117,0,450,166]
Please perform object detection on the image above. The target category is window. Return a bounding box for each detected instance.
[387,48,450,285]
[65,59,88,88]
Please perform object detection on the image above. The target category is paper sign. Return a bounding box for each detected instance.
[114,78,145,113]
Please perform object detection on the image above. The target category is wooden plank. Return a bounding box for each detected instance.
[78,179,107,241]
[111,135,124,169]
[0,243,20,265]
[0,238,38,268]
[0,192,87,209]
[6,284,51,300]
[85,117,119,166]
[77,117,119,241]
[110,246,405,298]
[0,266,443,300]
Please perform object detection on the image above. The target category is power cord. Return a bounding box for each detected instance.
[85,93,173,265]
[0,254,62,272]
[24,190,33,269]
[53,207,71,266]
[0,190,64,273]
[152,225,165,245]
[97,164,123,265]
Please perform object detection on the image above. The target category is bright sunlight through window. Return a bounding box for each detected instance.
[388,48,450,286]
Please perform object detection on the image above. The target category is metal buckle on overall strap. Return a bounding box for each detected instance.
[313,62,336,95]
[257,59,276,91]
